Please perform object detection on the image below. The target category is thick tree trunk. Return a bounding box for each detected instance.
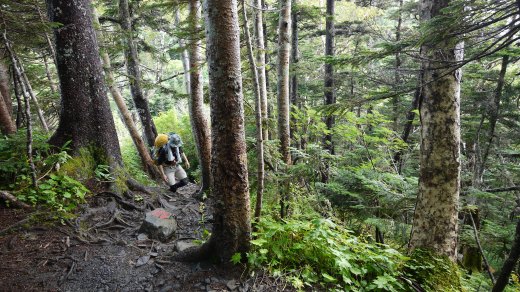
[93,11,161,179]
[253,0,269,141]
[322,0,335,183]
[410,0,463,261]
[0,91,15,135]
[188,0,212,193]
[46,0,122,167]
[204,0,251,261]
[492,218,520,292]
[119,0,157,147]
[0,62,12,116]
[242,0,265,220]
[277,0,292,165]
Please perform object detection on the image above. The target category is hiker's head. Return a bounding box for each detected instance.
[168,133,183,146]
[154,134,169,148]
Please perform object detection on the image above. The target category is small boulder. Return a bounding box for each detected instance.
[139,208,177,241]
[176,240,197,252]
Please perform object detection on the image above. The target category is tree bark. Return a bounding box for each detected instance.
[242,0,265,220]
[0,62,12,116]
[290,2,299,149]
[393,0,403,130]
[0,90,15,135]
[277,0,292,165]
[93,10,161,179]
[12,68,24,128]
[188,0,212,193]
[409,0,463,261]
[46,0,122,168]
[119,0,157,147]
[253,0,269,141]
[203,0,251,261]
[322,0,335,183]
[176,9,191,96]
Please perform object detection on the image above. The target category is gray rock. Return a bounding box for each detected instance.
[139,208,177,241]
[176,240,197,252]
[135,255,150,267]
[226,280,238,290]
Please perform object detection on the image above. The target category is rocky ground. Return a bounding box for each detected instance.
[0,183,289,292]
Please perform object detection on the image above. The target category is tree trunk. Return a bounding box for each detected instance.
[393,0,403,130]
[188,0,212,193]
[12,68,24,128]
[277,0,292,165]
[242,0,265,220]
[253,0,269,141]
[492,218,520,292]
[119,0,157,147]
[204,0,251,261]
[409,0,463,261]
[93,10,161,179]
[477,55,509,182]
[46,0,122,168]
[0,91,15,135]
[0,62,15,135]
[322,0,335,183]
[176,9,191,96]
[290,2,299,149]
[3,36,49,133]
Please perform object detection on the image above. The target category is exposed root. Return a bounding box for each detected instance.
[172,240,214,262]
[126,179,153,195]
[0,191,32,209]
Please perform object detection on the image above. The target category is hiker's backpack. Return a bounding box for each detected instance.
[152,133,183,164]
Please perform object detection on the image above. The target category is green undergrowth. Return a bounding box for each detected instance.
[241,215,476,291]
[244,216,408,291]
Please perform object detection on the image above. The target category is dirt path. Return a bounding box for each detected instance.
[0,184,281,292]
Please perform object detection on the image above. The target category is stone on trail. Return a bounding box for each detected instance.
[139,208,177,241]
[175,240,197,252]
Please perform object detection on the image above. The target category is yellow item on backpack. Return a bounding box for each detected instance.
[154,134,169,148]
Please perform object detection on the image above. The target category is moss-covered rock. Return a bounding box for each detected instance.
[403,249,463,291]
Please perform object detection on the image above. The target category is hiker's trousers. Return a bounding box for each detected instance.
[164,164,187,186]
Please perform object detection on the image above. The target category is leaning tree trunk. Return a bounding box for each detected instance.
[242,0,265,220]
[46,0,122,168]
[253,0,269,141]
[188,0,212,193]
[492,218,520,292]
[322,0,335,183]
[119,0,157,147]
[93,11,161,179]
[204,0,251,261]
[409,0,463,261]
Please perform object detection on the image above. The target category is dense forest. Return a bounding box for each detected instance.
[0,0,519,291]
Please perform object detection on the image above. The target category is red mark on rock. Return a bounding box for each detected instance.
[151,209,172,219]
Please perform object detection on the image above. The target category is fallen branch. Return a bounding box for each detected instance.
[0,191,32,209]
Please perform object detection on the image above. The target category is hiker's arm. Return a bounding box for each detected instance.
[158,165,168,183]
[182,152,190,169]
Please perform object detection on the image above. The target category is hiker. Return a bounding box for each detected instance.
[154,133,191,192]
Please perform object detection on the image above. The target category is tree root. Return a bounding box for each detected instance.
[0,213,37,236]
[172,240,214,262]
[99,191,144,211]
[0,191,32,209]
[126,179,153,195]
